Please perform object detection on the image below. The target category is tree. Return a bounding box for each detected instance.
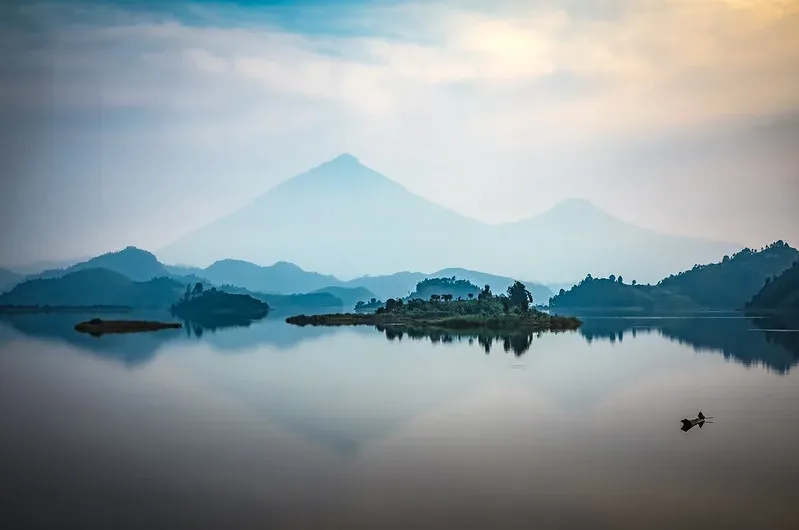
[355,301,365,311]
[478,284,492,302]
[468,293,474,300]
[617,276,623,284]
[609,274,616,283]
[442,294,453,302]
[499,295,511,314]
[506,280,533,313]
[385,298,403,312]
[192,282,204,296]
[631,280,637,286]
[430,294,441,302]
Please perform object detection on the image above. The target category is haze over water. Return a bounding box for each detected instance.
[2,315,798,530]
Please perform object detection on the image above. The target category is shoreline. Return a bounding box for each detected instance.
[286,312,582,331]
[74,319,182,336]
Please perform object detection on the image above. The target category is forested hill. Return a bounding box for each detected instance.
[548,275,699,312]
[657,241,798,310]
[746,259,799,311]
[0,268,184,309]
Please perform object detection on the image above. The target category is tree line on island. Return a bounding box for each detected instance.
[288,280,581,332]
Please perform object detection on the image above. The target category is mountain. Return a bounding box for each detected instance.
[746,257,799,312]
[341,272,427,300]
[311,286,375,310]
[157,154,743,283]
[658,241,799,309]
[0,268,22,294]
[215,284,343,312]
[7,256,91,276]
[0,268,184,309]
[32,247,170,282]
[201,259,341,295]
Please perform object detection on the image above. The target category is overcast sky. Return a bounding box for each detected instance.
[1,0,797,267]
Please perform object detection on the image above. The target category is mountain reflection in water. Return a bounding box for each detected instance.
[1,312,798,373]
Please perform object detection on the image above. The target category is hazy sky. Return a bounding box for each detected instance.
[1,0,798,267]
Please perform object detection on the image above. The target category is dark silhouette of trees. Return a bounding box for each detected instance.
[507,280,533,313]
[478,284,492,302]
[659,242,798,309]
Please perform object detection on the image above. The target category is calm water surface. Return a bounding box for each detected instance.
[1,313,798,530]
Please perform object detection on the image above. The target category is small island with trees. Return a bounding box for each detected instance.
[287,280,582,332]
[171,282,271,325]
[74,318,182,336]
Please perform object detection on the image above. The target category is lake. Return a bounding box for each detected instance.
[1,313,798,530]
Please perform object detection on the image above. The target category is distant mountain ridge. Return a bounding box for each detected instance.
[0,268,185,308]
[158,154,744,284]
[0,268,22,294]
[31,247,170,282]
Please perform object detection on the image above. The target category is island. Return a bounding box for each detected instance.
[170,283,271,325]
[74,318,182,336]
[287,281,582,332]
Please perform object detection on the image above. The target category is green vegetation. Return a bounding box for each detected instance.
[354,297,385,312]
[288,281,581,332]
[0,268,185,309]
[170,283,270,323]
[408,276,480,300]
[658,241,798,309]
[74,318,182,336]
[549,241,798,313]
[746,258,799,312]
[549,275,699,313]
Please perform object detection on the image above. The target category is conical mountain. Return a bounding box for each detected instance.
[158,155,490,277]
[159,156,742,283]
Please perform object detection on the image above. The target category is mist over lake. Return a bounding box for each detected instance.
[2,313,798,530]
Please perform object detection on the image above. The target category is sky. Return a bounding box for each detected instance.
[0,0,798,267]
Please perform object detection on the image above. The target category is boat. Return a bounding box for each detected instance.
[680,412,714,431]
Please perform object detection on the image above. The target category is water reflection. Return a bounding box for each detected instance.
[574,315,799,374]
[376,324,561,357]
[3,311,799,373]
[374,316,799,373]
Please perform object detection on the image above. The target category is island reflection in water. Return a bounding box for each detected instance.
[1,313,798,373]
[2,313,799,529]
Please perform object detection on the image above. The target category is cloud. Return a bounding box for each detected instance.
[0,0,797,264]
